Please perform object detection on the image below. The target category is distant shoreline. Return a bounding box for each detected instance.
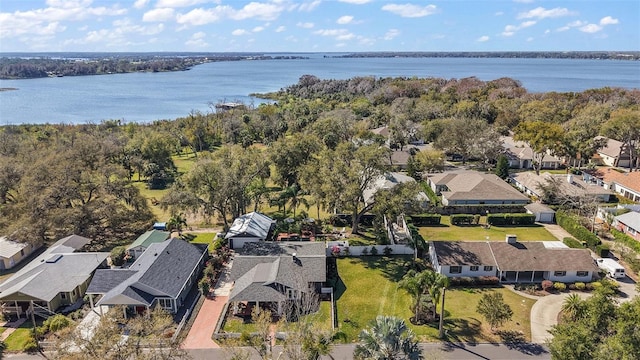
[0,87,18,91]
[330,51,640,61]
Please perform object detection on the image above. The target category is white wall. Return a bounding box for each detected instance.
[439,265,497,278]
[325,241,414,257]
[229,237,259,249]
[547,270,593,283]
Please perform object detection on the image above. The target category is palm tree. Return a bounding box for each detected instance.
[354,316,423,360]
[399,270,449,323]
[561,293,585,322]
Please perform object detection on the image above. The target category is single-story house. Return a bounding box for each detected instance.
[229,242,326,316]
[430,237,598,283]
[363,172,429,208]
[583,169,640,202]
[0,237,41,271]
[510,171,615,202]
[126,230,171,259]
[525,203,556,223]
[614,211,640,241]
[87,238,208,315]
[593,136,632,168]
[502,136,562,170]
[0,235,109,318]
[427,171,529,206]
[226,212,276,249]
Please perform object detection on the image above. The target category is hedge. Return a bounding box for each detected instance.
[611,229,640,253]
[408,214,441,226]
[487,213,536,226]
[562,237,583,249]
[556,210,601,249]
[450,214,477,225]
[595,244,610,257]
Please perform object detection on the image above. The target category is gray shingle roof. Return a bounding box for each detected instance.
[229,242,326,303]
[0,235,108,302]
[615,211,640,231]
[438,171,529,201]
[90,238,207,307]
[225,212,275,240]
[431,241,496,266]
[490,242,597,272]
[0,237,30,259]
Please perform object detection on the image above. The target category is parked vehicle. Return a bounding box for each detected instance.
[596,258,626,279]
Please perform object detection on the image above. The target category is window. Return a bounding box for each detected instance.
[554,271,566,277]
[61,293,67,300]
[449,266,462,274]
[470,266,479,272]
[484,266,493,271]
[287,289,297,300]
[20,249,24,256]
[576,271,589,277]
[158,298,172,310]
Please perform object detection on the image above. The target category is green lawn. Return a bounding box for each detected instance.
[418,216,557,241]
[3,321,36,352]
[221,301,332,333]
[335,257,535,343]
[188,232,217,252]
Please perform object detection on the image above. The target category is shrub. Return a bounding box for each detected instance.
[110,246,127,267]
[451,214,475,225]
[198,277,211,296]
[370,246,379,256]
[574,282,586,291]
[595,244,610,257]
[553,282,567,291]
[562,237,583,248]
[360,247,369,256]
[383,246,393,256]
[42,314,72,333]
[408,214,441,226]
[487,213,536,226]
[556,210,601,249]
[541,280,553,291]
[23,339,39,353]
[611,229,640,253]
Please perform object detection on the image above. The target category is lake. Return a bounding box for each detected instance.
[0,56,638,124]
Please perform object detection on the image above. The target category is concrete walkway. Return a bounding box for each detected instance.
[182,260,234,349]
[0,318,26,341]
[540,223,573,241]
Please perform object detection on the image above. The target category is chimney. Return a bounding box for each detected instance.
[567,174,573,184]
[506,235,517,244]
[292,252,297,262]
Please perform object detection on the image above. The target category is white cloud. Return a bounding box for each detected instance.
[230,2,287,21]
[314,28,355,41]
[192,31,206,39]
[495,11,504,16]
[338,0,371,4]
[526,37,534,41]
[298,1,321,12]
[600,16,619,25]
[381,4,438,18]
[275,25,286,32]
[176,6,229,26]
[477,35,489,42]
[232,28,249,36]
[518,7,575,20]
[134,0,150,9]
[501,20,537,36]
[297,22,314,28]
[156,0,212,8]
[383,29,400,40]
[186,32,208,47]
[337,15,354,24]
[253,26,265,32]
[580,24,602,33]
[513,0,535,3]
[142,8,175,22]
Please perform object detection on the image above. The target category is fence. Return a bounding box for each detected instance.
[326,241,414,257]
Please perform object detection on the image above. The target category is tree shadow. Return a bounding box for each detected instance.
[357,255,412,282]
[497,330,548,355]
[333,275,347,301]
[442,317,495,345]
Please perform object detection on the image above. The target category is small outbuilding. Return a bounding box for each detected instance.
[525,203,556,223]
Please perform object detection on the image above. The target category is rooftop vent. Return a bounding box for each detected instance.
[46,254,63,263]
[506,235,517,244]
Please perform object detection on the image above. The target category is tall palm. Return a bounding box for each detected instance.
[561,293,585,322]
[354,316,423,360]
[426,272,450,316]
[398,270,424,322]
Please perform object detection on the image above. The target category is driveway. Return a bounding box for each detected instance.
[181,260,233,349]
[530,292,589,344]
[540,223,573,241]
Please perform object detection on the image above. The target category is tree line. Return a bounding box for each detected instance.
[0,75,638,249]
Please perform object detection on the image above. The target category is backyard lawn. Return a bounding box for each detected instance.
[187,232,217,252]
[221,300,332,333]
[418,216,557,241]
[335,256,535,343]
[3,321,36,352]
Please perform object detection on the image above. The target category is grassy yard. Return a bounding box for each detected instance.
[221,301,332,333]
[3,321,36,352]
[187,232,217,252]
[335,256,535,343]
[418,216,557,241]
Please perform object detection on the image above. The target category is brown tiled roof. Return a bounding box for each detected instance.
[597,169,640,193]
[595,136,625,158]
[432,241,496,266]
[436,171,529,201]
[489,242,597,272]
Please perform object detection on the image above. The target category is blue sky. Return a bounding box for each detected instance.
[1,0,638,52]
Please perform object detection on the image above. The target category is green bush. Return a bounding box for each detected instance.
[370,246,379,256]
[383,247,392,256]
[562,237,583,248]
[409,214,441,226]
[42,314,72,333]
[595,244,610,257]
[574,282,586,290]
[110,246,127,266]
[451,214,476,225]
[487,213,536,226]
[611,229,640,253]
[556,210,601,249]
[553,282,567,291]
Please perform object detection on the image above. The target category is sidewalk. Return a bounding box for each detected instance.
[182,260,233,349]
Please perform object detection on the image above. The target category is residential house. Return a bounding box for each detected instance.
[0,235,109,318]
[427,170,529,206]
[87,238,208,315]
[614,211,640,241]
[363,172,429,208]
[228,242,326,316]
[510,171,615,202]
[502,136,562,170]
[226,212,276,249]
[126,230,171,260]
[430,237,598,283]
[583,169,640,202]
[593,136,632,168]
[0,237,41,271]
